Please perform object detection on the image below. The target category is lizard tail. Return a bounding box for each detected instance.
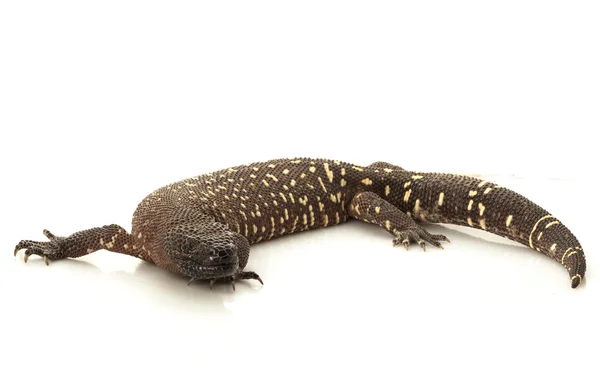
[407,173,586,288]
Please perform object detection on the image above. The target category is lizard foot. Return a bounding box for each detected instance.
[14,229,66,265]
[392,228,449,252]
[205,271,264,291]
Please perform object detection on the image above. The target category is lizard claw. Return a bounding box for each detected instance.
[187,277,197,286]
[209,279,216,289]
[392,228,448,251]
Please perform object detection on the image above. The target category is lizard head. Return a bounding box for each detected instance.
[165,227,240,279]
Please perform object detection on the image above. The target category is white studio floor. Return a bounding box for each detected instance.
[1,174,597,387]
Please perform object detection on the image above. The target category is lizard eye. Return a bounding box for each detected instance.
[181,238,200,255]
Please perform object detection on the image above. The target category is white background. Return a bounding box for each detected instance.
[1,1,598,387]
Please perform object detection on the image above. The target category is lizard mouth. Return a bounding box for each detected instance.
[175,258,239,279]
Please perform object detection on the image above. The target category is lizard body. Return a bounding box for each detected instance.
[15,158,586,288]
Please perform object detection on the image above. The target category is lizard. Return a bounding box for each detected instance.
[14,157,586,289]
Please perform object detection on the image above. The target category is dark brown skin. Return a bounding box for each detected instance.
[14,158,586,288]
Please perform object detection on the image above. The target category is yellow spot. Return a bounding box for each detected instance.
[290,160,301,164]
[283,169,289,175]
[280,228,286,235]
[283,185,289,190]
[268,164,275,168]
[290,179,296,187]
[280,217,285,224]
[279,193,287,202]
[484,187,493,195]
[324,163,334,182]
[469,190,477,197]
[244,224,249,236]
[412,175,424,180]
[261,226,266,233]
[467,217,473,227]
[561,248,574,264]
[341,168,346,176]
[266,173,278,182]
[479,219,487,230]
[384,168,393,173]
[291,216,298,232]
[478,180,489,188]
[100,238,104,245]
[414,199,421,213]
[303,214,308,225]
[438,192,444,206]
[404,189,411,203]
[550,243,557,252]
[375,206,381,214]
[252,167,259,171]
[250,174,256,178]
[262,180,269,187]
[336,212,340,223]
[537,231,543,241]
[354,204,361,215]
[385,220,391,230]
[284,208,289,220]
[318,202,324,211]
[385,185,390,196]
[361,178,373,185]
[506,215,513,227]
[309,166,316,173]
[468,200,473,211]
[529,215,555,249]
[330,193,337,203]
[336,192,342,202]
[478,203,485,216]
[323,214,329,227]
[545,221,560,229]
[253,225,258,234]
[317,177,327,192]
[273,200,278,206]
[404,181,411,188]
[137,233,142,239]
[123,244,129,250]
[341,179,347,187]
[352,166,364,171]
[87,248,94,254]
[300,173,306,179]
[289,193,295,203]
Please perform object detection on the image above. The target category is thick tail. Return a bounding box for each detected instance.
[405,172,586,288]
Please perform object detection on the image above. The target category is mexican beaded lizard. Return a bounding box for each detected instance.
[14,158,586,288]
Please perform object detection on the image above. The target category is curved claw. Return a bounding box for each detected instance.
[44,256,49,266]
[231,281,236,291]
[418,240,426,252]
[209,279,216,289]
[256,276,264,286]
[24,253,30,263]
[13,247,19,257]
[187,277,197,286]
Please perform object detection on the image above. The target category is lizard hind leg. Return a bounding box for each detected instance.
[348,192,449,251]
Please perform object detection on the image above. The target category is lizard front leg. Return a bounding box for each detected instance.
[348,192,449,251]
[14,224,141,264]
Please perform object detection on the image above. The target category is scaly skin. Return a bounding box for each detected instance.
[14,158,586,288]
